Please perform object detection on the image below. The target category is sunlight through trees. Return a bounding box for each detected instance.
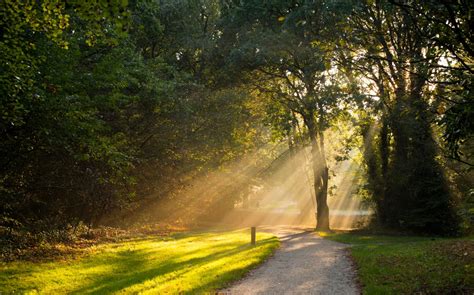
[1,0,472,249]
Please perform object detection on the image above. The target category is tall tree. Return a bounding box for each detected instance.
[218,0,352,230]
[345,0,459,233]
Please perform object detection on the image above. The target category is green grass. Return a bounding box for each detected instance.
[320,231,474,294]
[1,230,279,294]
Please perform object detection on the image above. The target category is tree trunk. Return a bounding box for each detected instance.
[305,114,330,231]
[316,165,330,231]
[377,115,389,222]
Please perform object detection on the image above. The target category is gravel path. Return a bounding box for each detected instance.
[222,227,359,295]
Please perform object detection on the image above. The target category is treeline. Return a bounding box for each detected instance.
[212,0,473,234]
[0,0,270,243]
[1,0,472,243]
[345,1,473,234]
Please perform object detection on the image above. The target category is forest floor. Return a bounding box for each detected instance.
[321,231,474,294]
[222,227,359,294]
[0,229,278,294]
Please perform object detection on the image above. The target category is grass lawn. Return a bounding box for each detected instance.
[1,230,278,294]
[320,231,474,294]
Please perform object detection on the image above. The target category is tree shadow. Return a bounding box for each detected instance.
[278,231,315,243]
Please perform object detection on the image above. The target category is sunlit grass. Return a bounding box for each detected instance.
[1,230,279,294]
[321,232,474,294]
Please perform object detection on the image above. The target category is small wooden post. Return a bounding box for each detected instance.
[251,226,256,245]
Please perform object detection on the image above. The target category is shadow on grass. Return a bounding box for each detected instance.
[70,236,277,294]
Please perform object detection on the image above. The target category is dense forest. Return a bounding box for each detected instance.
[1,0,473,250]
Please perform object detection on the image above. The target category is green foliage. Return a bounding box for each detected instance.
[345,0,468,235]
[1,0,272,241]
[0,0,132,237]
[398,0,474,161]
[440,81,474,162]
[218,0,355,230]
[1,0,471,243]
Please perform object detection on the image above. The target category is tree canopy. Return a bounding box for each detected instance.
[1,0,472,244]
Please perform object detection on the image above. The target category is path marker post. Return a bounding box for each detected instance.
[251,226,256,245]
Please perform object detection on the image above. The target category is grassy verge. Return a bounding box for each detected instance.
[320,231,473,294]
[1,229,278,294]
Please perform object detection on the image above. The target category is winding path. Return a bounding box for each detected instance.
[223,227,359,294]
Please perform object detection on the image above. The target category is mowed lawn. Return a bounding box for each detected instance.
[1,230,279,294]
[321,232,474,294]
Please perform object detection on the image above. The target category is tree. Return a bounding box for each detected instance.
[0,0,272,238]
[388,0,473,165]
[344,0,460,234]
[218,0,353,230]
